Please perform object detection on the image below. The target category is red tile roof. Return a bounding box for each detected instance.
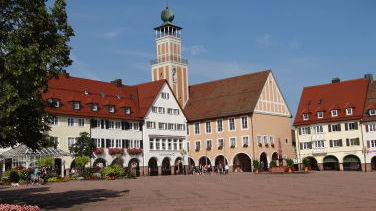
[293,78,369,126]
[184,70,270,121]
[362,80,376,122]
[43,75,165,120]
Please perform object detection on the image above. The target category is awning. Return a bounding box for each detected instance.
[0,144,70,158]
[323,156,339,163]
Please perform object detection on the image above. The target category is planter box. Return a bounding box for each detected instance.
[270,166,288,173]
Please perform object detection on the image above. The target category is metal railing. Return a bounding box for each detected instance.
[150,56,188,65]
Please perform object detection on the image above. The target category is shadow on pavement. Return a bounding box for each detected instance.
[0,186,129,210]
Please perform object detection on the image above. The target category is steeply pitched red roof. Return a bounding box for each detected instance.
[184,70,270,121]
[43,75,165,120]
[362,80,376,122]
[293,78,369,126]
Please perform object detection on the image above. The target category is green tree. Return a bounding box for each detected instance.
[37,157,54,168]
[69,132,96,158]
[75,155,90,174]
[0,0,74,150]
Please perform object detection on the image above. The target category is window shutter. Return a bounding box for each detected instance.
[139,123,143,131]
[339,139,343,147]
[356,138,360,145]
[125,140,130,148]
[105,120,109,129]
[366,125,369,132]
[101,139,105,148]
[298,128,302,135]
[308,142,312,149]
[308,127,311,134]
[354,122,358,130]
[330,140,333,147]
[345,123,348,131]
[140,140,143,149]
[338,124,341,131]
[346,138,350,146]
[328,125,332,132]
[367,140,370,148]
[300,143,303,150]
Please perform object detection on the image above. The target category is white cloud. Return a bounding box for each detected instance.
[103,27,126,38]
[256,33,274,48]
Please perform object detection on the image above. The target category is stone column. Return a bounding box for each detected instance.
[171,166,175,175]
[365,163,373,172]
[339,163,344,171]
[158,166,162,175]
[317,163,324,171]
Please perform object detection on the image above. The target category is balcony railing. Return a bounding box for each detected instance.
[150,56,188,65]
[156,32,181,39]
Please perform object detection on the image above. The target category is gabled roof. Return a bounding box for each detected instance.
[293,78,369,126]
[44,76,166,121]
[362,80,376,122]
[184,70,270,121]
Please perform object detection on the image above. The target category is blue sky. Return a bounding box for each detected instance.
[66,0,376,116]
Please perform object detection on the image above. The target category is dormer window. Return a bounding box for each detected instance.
[91,103,98,112]
[107,105,115,113]
[303,113,309,121]
[48,98,61,108]
[369,109,376,116]
[331,110,338,117]
[72,102,80,110]
[317,112,324,119]
[124,107,131,115]
[345,108,353,116]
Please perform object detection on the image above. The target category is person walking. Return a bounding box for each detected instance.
[33,167,39,184]
[225,164,229,174]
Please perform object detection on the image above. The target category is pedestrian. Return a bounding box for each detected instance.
[225,164,229,174]
[218,163,223,174]
[33,167,39,184]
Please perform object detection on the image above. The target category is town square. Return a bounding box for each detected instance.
[0,0,375,210]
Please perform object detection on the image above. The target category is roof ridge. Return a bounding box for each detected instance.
[303,78,368,90]
[189,70,271,87]
[55,75,132,88]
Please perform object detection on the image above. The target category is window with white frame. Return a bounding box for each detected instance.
[168,139,172,150]
[313,140,325,148]
[217,119,223,132]
[173,140,178,150]
[242,136,249,146]
[317,112,324,119]
[152,106,158,113]
[205,121,211,133]
[91,103,98,112]
[68,137,76,148]
[269,136,274,145]
[206,140,212,149]
[72,102,80,110]
[229,118,235,131]
[300,142,312,150]
[51,137,59,148]
[347,122,358,130]
[158,107,165,114]
[331,139,342,147]
[263,135,268,145]
[345,108,353,115]
[367,123,376,132]
[155,139,160,150]
[161,92,169,99]
[218,138,224,147]
[51,116,58,126]
[194,122,200,134]
[96,139,101,148]
[67,117,74,127]
[78,118,84,127]
[161,139,166,150]
[173,109,179,115]
[370,140,376,148]
[241,116,248,129]
[108,105,115,113]
[256,136,262,145]
[300,127,310,135]
[115,139,121,148]
[313,125,323,134]
[369,109,376,116]
[115,121,121,129]
[303,113,309,120]
[230,137,236,147]
[330,124,341,132]
[124,107,131,115]
[331,109,338,117]
[195,141,201,151]
[167,108,173,114]
[179,140,183,150]
[133,123,139,130]
[348,138,360,146]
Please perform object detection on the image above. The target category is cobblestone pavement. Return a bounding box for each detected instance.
[1,171,376,211]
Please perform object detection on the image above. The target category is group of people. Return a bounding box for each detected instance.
[25,167,48,185]
[190,163,229,175]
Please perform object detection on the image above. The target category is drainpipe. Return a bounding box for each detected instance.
[295,128,302,171]
[360,122,367,172]
[251,114,256,161]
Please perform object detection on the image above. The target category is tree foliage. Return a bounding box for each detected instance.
[69,132,96,158]
[0,0,74,149]
[37,157,54,168]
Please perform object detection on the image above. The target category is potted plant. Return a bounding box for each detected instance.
[230,145,235,148]
[285,158,294,173]
[269,160,277,168]
[258,143,262,147]
[109,148,124,155]
[271,143,275,147]
[218,146,223,150]
[302,158,310,172]
[94,148,104,155]
[206,147,211,151]
[127,148,143,155]
[243,144,248,148]
[253,160,261,173]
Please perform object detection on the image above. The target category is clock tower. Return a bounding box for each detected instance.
[151,7,189,108]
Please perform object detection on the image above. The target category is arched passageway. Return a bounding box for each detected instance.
[93,158,107,168]
[54,158,62,177]
[233,153,252,172]
[343,155,361,171]
[372,156,376,171]
[148,157,158,176]
[175,157,184,175]
[214,155,228,166]
[198,156,211,167]
[128,158,140,177]
[305,156,319,171]
[162,157,171,175]
[111,158,124,166]
[260,152,268,171]
[323,156,339,171]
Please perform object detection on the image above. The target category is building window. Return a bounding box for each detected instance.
[230,137,236,148]
[68,137,75,148]
[67,117,74,127]
[195,141,201,151]
[317,112,324,119]
[329,124,341,132]
[299,127,311,135]
[313,125,323,134]
[242,136,249,146]
[51,116,58,126]
[205,121,211,133]
[124,107,131,115]
[155,139,160,150]
[303,113,309,121]
[369,109,376,116]
[78,119,84,127]
[161,92,169,99]
[229,118,235,131]
[285,138,289,144]
[158,107,165,114]
[161,139,166,150]
[146,121,156,129]
[345,108,353,116]
[346,122,358,130]
[300,142,312,150]
[90,103,98,112]
[331,110,338,117]
[173,109,179,115]
[167,139,172,150]
[263,135,268,145]
[256,136,262,145]
[330,139,342,147]
[370,140,376,148]
[269,136,274,145]
[152,106,158,113]
[194,122,200,134]
[241,116,248,129]
[108,121,114,129]
[51,137,59,148]
[218,138,224,147]
[115,121,121,129]
[178,140,183,150]
[206,140,212,149]
[347,138,360,146]
[367,123,376,132]
[48,98,61,108]
[217,119,223,132]
[108,105,115,113]
[313,140,325,148]
[167,108,173,114]
[72,102,80,110]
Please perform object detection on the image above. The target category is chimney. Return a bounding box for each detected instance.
[111,79,123,87]
[332,77,340,83]
[364,74,373,81]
